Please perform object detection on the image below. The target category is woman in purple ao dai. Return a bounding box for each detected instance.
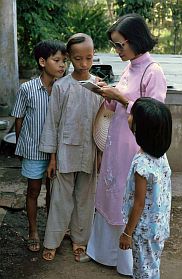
[86,13,167,276]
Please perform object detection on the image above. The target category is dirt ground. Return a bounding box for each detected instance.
[0,154,182,279]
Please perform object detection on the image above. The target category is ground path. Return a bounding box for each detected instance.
[0,154,182,279]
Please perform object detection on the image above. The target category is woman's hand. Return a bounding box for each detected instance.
[99,86,121,101]
[97,81,108,87]
[96,81,129,107]
[97,85,128,106]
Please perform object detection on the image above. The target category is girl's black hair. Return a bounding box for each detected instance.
[34,40,67,70]
[66,33,93,54]
[131,97,172,158]
[107,13,157,55]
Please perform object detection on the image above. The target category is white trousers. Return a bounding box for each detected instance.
[44,171,96,249]
[87,211,133,276]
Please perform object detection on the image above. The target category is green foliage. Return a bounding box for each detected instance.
[116,0,154,20]
[150,0,182,54]
[17,0,68,68]
[17,0,110,69]
[63,2,110,50]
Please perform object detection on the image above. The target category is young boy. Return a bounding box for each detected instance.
[11,40,67,252]
[39,33,103,261]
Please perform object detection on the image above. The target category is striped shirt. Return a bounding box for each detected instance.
[11,77,50,160]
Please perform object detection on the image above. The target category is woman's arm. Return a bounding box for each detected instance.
[119,172,147,250]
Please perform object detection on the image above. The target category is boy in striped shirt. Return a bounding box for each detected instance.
[11,40,67,252]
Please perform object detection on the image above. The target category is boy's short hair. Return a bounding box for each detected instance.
[131,97,172,158]
[34,40,67,70]
[66,33,93,54]
[107,13,157,55]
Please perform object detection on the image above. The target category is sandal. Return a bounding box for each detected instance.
[27,238,40,252]
[73,244,91,263]
[42,248,56,261]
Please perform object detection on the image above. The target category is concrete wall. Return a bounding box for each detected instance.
[166,91,182,171]
[0,0,19,116]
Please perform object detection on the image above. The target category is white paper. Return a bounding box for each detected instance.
[79,81,101,94]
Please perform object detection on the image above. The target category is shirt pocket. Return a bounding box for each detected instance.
[62,122,83,145]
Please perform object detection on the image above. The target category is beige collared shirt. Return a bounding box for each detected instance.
[39,74,103,174]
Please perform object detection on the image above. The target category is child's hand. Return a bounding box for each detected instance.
[16,155,23,161]
[119,233,132,250]
[47,159,56,179]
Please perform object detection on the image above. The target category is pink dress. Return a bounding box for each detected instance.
[95,52,167,225]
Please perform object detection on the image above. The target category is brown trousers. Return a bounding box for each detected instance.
[43,171,96,249]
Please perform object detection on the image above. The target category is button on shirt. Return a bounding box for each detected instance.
[11,77,50,160]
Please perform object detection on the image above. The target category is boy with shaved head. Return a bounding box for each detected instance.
[39,33,102,262]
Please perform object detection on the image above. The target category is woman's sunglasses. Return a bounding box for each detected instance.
[109,40,128,50]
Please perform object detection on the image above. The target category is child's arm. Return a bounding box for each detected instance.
[15,117,24,144]
[47,153,56,179]
[119,172,147,250]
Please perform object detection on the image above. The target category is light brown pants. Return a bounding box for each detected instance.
[43,171,96,249]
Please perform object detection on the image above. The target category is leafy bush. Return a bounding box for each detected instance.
[17,0,110,69]
[63,2,110,50]
[116,0,154,20]
[17,0,68,69]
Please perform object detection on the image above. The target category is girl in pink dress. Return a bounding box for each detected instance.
[87,13,167,276]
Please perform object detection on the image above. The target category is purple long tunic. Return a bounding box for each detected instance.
[95,52,167,225]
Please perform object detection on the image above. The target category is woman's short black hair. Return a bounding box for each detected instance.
[131,97,172,158]
[107,13,157,55]
[34,40,67,70]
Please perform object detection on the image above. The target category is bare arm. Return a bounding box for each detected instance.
[119,172,147,249]
[47,153,57,179]
[15,117,24,143]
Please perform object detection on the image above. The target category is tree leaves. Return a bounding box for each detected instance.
[17,0,110,68]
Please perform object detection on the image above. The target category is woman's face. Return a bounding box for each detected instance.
[110,31,136,61]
